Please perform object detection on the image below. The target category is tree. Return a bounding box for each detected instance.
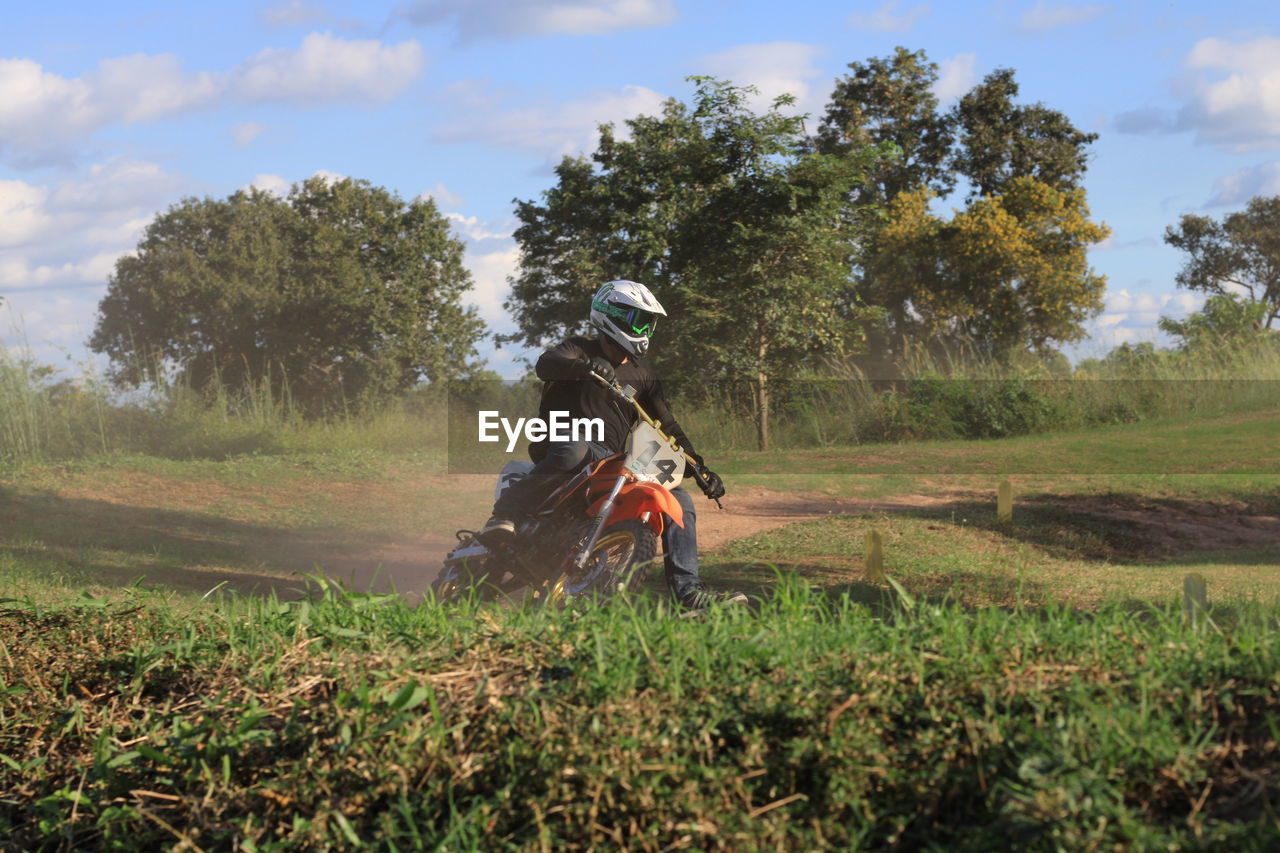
[505,78,881,450]
[815,46,955,206]
[867,177,1109,355]
[90,176,484,413]
[813,52,1101,358]
[1163,195,1280,329]
[950,68,1098,198]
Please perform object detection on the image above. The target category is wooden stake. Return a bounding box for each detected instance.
[864,530,885,583]
[997,479,1013,524]
[1183,574,1208,625]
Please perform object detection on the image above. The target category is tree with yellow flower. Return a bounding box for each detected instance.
[867,177,1109,355]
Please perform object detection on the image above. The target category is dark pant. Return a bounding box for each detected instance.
[492,440,702,600]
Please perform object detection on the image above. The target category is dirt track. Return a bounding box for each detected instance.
[319,484,946,597]
[9,464,1276,600]
[316,481,1280,599]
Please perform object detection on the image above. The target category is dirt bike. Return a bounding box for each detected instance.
[431,373,719,604]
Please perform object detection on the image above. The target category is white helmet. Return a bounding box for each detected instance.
[589,279,667,357]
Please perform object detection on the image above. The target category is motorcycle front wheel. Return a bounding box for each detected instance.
[545,518,657,604]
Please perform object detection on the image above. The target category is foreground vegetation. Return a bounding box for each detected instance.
[2,580,1277,852]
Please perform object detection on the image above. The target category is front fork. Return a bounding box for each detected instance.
[573,474,626,569]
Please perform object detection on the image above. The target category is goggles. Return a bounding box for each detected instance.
[594,299,659,337]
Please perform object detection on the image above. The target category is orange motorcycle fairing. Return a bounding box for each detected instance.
[586,479,684,536]
[539,455,621,512]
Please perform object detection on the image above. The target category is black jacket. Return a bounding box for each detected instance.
[531,336,700,464]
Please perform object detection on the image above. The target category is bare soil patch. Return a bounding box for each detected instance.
[1028,493,1280,556]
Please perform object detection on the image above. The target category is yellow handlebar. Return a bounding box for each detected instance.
[594,372,700,469]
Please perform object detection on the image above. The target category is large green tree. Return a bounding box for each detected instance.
[950,68,1098,199]
[90,176,484,413]
[505,78,881,449]
[815,47,955,206]
[1163,195,1280,330]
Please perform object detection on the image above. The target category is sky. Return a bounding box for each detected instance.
[3,0,1279,377]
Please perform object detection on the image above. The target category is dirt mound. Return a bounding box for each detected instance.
[1031,494,1280,555]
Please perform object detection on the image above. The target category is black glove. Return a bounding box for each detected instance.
[696,467,725,501]
[580,355,615,384]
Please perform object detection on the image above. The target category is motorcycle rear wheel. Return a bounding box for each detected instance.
[431,553,523,603]
[546,518,657,604]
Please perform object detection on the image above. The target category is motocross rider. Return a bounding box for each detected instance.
[480,279,746,609]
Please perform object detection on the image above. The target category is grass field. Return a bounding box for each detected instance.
[1,407,1277,849]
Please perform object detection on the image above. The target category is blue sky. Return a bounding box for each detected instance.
[3,0,1279,376]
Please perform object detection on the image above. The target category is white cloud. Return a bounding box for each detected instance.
[1,290,112,371]
[0,34,425,163]
[1018,1,1107,33]
[465,246,519,329]
[235,33,424,102]
[0,55,219,162]
[0,160,183,259]
[1176,36,1280,151]
[84,216,154,247]
[0,252,120,292]
[247,173,292,196]
[243,169,345,197]
[419,181,464,209]
[52,160,186,212]
[0,182,54,248]
[435,83,666,160]
[446,213,512,242]
[310,168,346,183]
[398,0,676,41]
[1206,161,1280,207]
[849,1,930,32]
[1099,288,1205,319]
[933,53,978,103]
[231,121,266,147]
[1105,288,1161,314]
[695,42,825,117]
[95,54,225,122]
[1083,287,1205,353]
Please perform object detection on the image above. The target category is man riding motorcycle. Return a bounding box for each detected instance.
[480,279,746,609]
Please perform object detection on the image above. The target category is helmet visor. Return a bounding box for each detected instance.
[594,300,659,338]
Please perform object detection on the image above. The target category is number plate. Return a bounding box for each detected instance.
[623,421,686,486]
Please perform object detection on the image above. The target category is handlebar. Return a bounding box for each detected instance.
[588,370,724,509]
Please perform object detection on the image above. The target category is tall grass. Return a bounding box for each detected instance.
[676,337,1280,451]
[4,335,1279,466]
[0,346,445,466]
[0,352,112,463]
